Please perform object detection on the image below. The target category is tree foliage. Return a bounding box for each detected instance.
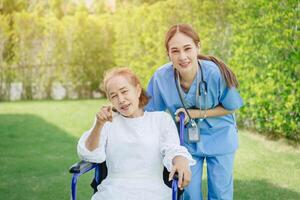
[0,0,298,140]
[229,0,299,140]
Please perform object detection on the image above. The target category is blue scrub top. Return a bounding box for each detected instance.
[145,60,244,156]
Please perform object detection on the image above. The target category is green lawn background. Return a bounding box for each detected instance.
[0,100,299,200]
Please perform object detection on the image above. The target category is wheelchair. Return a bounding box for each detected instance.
[69,113,186,200]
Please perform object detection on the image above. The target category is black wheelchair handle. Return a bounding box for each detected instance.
[69,160,94,174]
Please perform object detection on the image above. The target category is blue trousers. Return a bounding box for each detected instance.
[183,153,235,200]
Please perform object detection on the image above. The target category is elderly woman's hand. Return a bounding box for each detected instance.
[96,105,113,126]
[169,156,192,190]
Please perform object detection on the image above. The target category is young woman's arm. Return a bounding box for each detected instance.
[189,105,234,119]
[175,105,234,123]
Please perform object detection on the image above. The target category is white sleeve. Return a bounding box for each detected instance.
[159,113,196,171]
[77,119,108,163]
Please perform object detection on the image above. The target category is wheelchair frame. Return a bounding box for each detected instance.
[69,113,186,200]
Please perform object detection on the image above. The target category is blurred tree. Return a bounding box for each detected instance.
[0,0,29,14]
[0,14,12,100]
[12,11,44,99]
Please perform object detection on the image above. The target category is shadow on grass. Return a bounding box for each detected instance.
[0,114,93,200]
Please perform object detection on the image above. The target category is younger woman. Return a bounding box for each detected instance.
[146,24,244,200]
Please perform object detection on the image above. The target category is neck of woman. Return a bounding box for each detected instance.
[130,108,144,118]
[179,66,197,91]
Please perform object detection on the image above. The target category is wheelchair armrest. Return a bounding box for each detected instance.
[69,160,95,174]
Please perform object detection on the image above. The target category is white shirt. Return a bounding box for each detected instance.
[77,111,195,200]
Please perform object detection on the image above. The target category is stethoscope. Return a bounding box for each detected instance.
[174,60,208,124]
[198,61,207,96]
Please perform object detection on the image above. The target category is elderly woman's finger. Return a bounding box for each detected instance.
[177,170,184,189]
[168,168,176,181]
[182,170,191,187]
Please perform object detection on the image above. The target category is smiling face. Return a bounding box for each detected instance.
[106,75,143,118]
[167,32,199,75]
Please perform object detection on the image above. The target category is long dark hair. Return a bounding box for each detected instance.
[165,24,239,88]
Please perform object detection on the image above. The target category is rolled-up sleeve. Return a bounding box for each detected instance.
[159,113,195,171]
[220,87,243,110]
[77,119,108,163]
[216,72,244,111]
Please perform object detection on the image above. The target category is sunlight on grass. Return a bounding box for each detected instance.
[0,99,108,137]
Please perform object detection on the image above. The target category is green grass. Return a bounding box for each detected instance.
[0,100,299,200]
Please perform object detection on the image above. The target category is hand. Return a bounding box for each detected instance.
[174,108,189,124]
[96,105,113,126]
[169,156,191,190]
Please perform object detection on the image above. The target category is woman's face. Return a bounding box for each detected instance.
[167,32,199,75]
[106,75,142,118]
